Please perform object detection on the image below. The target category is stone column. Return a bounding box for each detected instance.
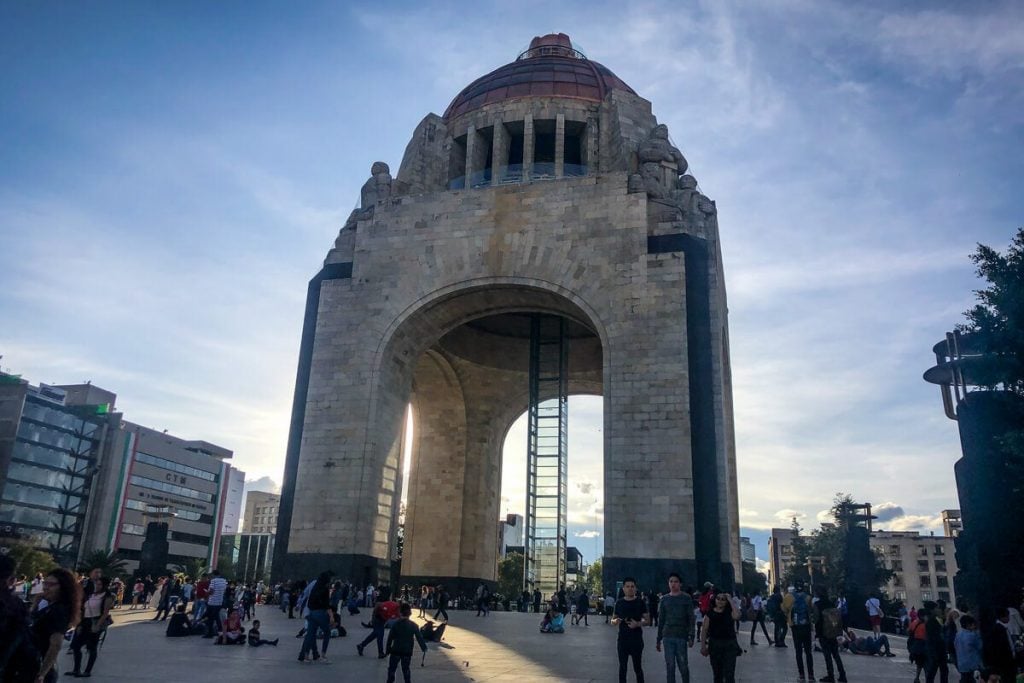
[586,116,599,173]
[523,114,534,181]
[555,113,565,178]
[492,120,507,184]
[402,352,468,581]
[464,124,477,187]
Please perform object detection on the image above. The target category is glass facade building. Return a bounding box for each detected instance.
[0,377,112,565]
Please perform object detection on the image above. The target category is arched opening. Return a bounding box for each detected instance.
[390,292,604,597]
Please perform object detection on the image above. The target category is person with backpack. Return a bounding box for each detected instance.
[767,586,788,648]
[813,587,847,683]
[907,604,930,683]
[783,580,816,682]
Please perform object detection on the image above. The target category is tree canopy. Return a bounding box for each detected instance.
[960,227,1024,396]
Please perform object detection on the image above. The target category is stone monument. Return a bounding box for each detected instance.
[274,33,741,594]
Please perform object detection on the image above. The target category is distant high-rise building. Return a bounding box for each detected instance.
[497,513,524,558]
[941,509,962,538]
[221,468,245,534]
[243,491,280,535]
[739,536,756,564]
[767,528,796,589]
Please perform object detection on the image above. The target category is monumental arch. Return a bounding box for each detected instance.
[274,33,741,595]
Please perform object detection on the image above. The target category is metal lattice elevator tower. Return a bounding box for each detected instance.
[525,314,569,595]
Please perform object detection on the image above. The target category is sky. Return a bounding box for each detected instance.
[2,1,1022,569]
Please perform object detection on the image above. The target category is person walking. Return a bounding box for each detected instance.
[612,577,648,683]
[767,586,787,647]
[700,591,741,683]
[983,607,1017,683]
[69,575,115,678]
[298,572,333,663]
[384,602,428,683]
[922,601,949,683]
[0,556,34,681]
[433,585,449,623]
[813,587,847,683]
[749,590,772,646]
[783,580,816,682]
[30,568,81,683]
[573,588,590,626]
[656,572,695,683]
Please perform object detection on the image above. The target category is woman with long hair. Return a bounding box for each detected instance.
[30,568,81,682]
[700,591,742,683]
[70,575,115,677]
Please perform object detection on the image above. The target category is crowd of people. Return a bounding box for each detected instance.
[5,555,1024,683]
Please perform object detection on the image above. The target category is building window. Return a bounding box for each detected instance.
[921,591,933,601]
[891,560,903,571]
[121,523,145,536]
[933,545,944,556]
[890,545,901,556]
[920,576,931,588]
[893,575,905,587]
[937,576,949,588]
[919,545,928,556]
[935,560,947,573]
[918,560,930,573]
[129,475,214,502]
[896,590,907,601]
[938,591,950,602]
[135,452,218,482]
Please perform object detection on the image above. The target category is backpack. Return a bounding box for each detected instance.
[791,592,809,625]
[821,607,843,639]
[906,620,927,657]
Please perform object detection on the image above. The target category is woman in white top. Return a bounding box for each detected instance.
[70,576,115,677]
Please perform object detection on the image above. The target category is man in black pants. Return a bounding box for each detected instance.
[612,577,649,683]
[767,585,788,647]
[432,585,449,622]
[783,580,816,682]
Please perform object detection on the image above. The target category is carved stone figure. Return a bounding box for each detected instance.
[361,161,393,208]
[635,124,688,199]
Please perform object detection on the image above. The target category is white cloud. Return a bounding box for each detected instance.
[574,530,601,539]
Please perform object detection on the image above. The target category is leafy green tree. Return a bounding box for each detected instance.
[585,557,603,597]
[2,538,57,578]
[959,227,1024,397]
[172,557,209,581]
[78,550,128,579]
[782,518,811,587]
[496,552,525,599]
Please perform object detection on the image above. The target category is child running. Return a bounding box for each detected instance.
[384,603,427,683]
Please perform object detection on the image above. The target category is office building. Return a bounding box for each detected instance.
[496,513,524,558]
[243,491,280,534]
[221,468,245,533]
[869,530,957,608]
[0,375,119,566]
[220,532,274,583]
[740,536,756,564]
[767,528,796,590]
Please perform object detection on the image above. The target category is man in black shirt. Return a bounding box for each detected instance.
[612,577,649,683]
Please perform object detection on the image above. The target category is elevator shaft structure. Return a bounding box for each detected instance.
[524,314,569,595]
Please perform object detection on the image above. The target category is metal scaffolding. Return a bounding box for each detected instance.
[524,314,568,596]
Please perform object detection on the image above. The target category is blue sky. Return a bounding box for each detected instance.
[2,1,1022,568]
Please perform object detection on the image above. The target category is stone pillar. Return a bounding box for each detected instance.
[492,120,507,184]
[523,114,534,181]
[402,352,467,581]
[464,124,477,186]
[555,113,565,178]
[586,116,599,173]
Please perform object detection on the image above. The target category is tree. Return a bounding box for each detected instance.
[782,518,811,587]
[585,557,603,597]
[960,227,1024,397]
[172,557,209,581]
[2,538,57,578]
[78,550,128,579]
[496,552,525,600]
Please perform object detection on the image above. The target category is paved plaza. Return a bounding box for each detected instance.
[82,605,921,682]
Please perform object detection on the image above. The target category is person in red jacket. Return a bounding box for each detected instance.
[357,591,398,658]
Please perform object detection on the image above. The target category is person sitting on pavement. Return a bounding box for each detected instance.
[540,606,565,633]
[839,628,896,656]
[215,608,245,645]
[166,603,203,637]
[247,619,279,646]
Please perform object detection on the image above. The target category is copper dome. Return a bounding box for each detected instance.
[443,33,636,121]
